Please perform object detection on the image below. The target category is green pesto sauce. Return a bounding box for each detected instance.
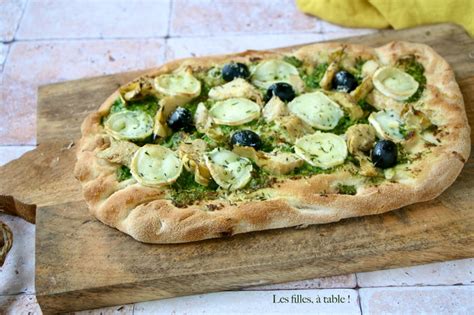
[332,115,368,135]
[357,99,375,112]
[397,143,410,164]
[396,56,426,103]
[169,170,218,207]
[185,82,213,116]
[290,163,327,177]
[161,131,188,150]
[336,184,357,195]
[116,165,132,182]
[283,56,303,68]
[303,63,328,89]
[245,167,275,191]
[110,95,159,118]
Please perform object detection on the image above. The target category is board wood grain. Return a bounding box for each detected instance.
[0,23,473,314]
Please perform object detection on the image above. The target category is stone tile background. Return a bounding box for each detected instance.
[0,0,472,314]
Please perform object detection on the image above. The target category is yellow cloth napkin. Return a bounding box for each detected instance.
[296,0,474,36]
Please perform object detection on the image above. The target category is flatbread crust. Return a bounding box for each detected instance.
[74,41,470,243]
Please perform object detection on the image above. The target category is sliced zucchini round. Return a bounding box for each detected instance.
[294,132,348,169]
[251,60,299,89]
[368,110,405,142]
[154,70,201,97]
[373,66,419,101]
[205,148,253,190]
[288,92,344,130]
[209,98,260,126]
[104,110,154,141]
[130,144,183,187]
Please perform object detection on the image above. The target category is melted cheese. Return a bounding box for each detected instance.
[368,110,404,141]
[288,92,344,130]
[373,66,419,101]
[130,144,183,187]
[294,131,348,169]
[205,148,252,190]
[104,110,154,141]
[209,98,260,126]
[251,60,300,89]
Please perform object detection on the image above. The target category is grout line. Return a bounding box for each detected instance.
[0,43,11,73]
[166,0,174,38]
[13,0,29,40]
[1,0,29,70]
[356,288,364,315]
[166,30,326,38]
[2,29,376,44]
[0,28,376,44]
[6,30,330,43]
[5,36,168,42]
[1,0,28,68]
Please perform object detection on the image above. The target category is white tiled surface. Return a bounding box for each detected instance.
[0,43,9,72]
[0,294,42,315]
[0,214,35,296]
[0,0,473,314]
[17,0,171,39]
[0,0,27,42]
[0,146,35,166]
[359,286,474,315]
[165,34,327,60]
[134,290,361,315]
[169,0,320,36]
[357,258,474,287]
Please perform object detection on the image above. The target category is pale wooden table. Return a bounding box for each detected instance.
[0,1,473,314]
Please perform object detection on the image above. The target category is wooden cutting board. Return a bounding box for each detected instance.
[0,23,473,314]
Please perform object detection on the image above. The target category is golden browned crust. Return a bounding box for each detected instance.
[74,41,470,243]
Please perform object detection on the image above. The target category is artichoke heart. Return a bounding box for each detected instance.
[233,146,303,175]
[208,78,263,104]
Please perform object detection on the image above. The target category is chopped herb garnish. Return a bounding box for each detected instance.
[303,63,328,89]
[169,170,218,207]
[336,184,357,195]
[283,56,303,68]
[116,165,132,182]
[397,56,426,103]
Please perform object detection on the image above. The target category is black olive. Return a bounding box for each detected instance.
[167,107,193,132]
[332,70,358,92]
[265,82,296,102]
[372,140,398,169]
[221,62,250,82]
[230,130,262,150]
